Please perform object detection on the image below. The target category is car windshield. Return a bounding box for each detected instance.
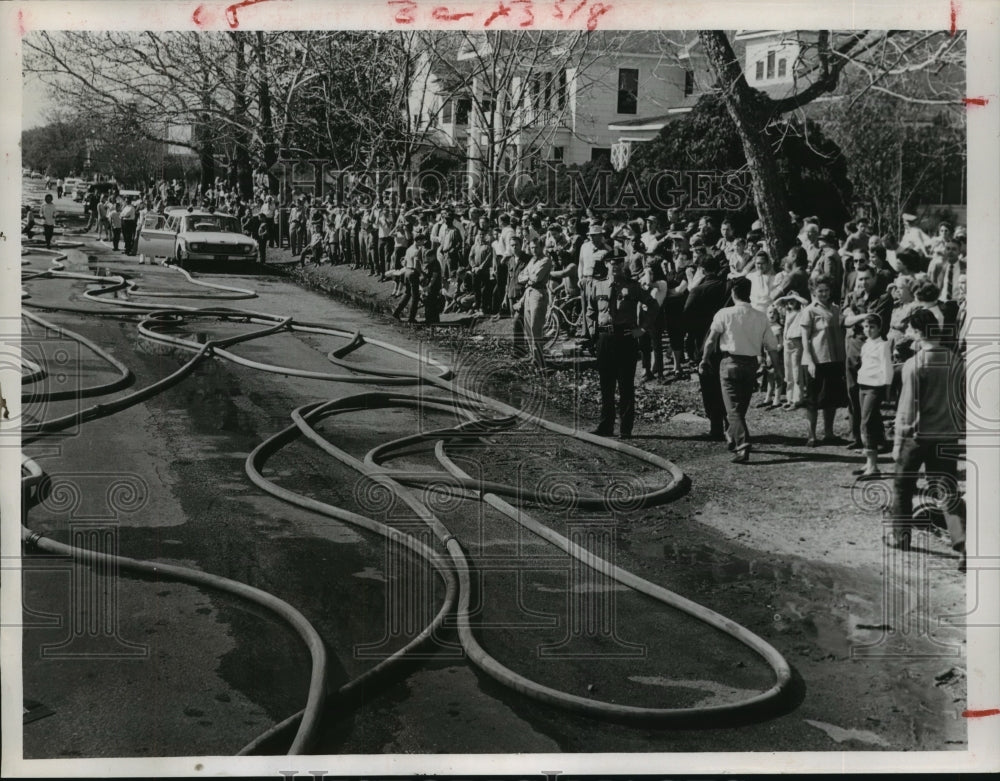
[183,215,241,233]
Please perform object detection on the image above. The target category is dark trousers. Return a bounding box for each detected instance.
[595,331,639,436]
[394,273,421,321]
[121,220,136,254]
[377,237,393,277]
[889,437,965,549]
[858,384,887,450]
[473,266,493,313]
[111,227,122,250]
[699,352,727,435]
[492,266,508,314]
[719,354,759,452]
[423,286,442,324]
[43,224,55,248]
[290,223,305,255]
[846,356,862,442]
[640,326,664,376]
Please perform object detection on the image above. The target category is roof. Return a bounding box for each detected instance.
[607,96,700,131]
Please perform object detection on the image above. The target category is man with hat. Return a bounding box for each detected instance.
[811,228,845,304]
[587,253,657,439]
[577,220,610,343]
[699,276,782,462]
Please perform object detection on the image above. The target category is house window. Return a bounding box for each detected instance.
[456,98,471,125]
[591,147,611,163]
[778,58,787,78]
[552,146,564,161]
[557,70,567,109]
[442,100,453,124]
[766,51,775,80]
[530,77,541,112]
[684,69,695,97]
[755,60,764,81]
[544,73,552,110]
[617,68,638,115]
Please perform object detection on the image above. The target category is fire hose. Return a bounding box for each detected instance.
[17,245,794,755]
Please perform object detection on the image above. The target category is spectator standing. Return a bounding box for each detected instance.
[638,257,668,382]
[393,232,427,322]
[420,243,443,324]
[108,200,122,251]
[811,229,845,304]
[468,225,495,315]
[577,222,610,341]
[96,195,111,241]
[699,276,781,462]
[853,313,893,479]
[438,212,465,282]
[260,195,278,248]
[886,308,966,570]
[778,292,808,409]
[927,237,965,303]
[120,198,138,255]
[587,255,656,439]
[684,253,730,439]
[507,235,531,355]
[40,194,58,249]
[800,275,848,446]
[519,237,554,371]
[843,265,894,449]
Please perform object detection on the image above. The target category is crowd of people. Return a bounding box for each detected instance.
[22,174,968,567]
[267,196,966,567]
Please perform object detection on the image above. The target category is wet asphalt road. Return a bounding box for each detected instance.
[16,207,967,762]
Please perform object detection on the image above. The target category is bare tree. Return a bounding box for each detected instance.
[696,29,965,259]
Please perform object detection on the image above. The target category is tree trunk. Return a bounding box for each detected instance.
[231,32,254,199]
[255,31,278,195]
[698,31,795,261]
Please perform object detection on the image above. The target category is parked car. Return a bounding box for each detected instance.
[136,208,257,268]
[117,189,142,203]
[63,177,82,197]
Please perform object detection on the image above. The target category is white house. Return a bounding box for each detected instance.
[405,32,691,192]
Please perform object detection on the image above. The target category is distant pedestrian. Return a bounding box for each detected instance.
[108,201,122,251]
[699,275,781,462]
[120,198,138,255]
[40,194,57,249]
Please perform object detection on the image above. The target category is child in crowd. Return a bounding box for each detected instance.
[779,292,807,409]
[854,313,893,479]
[758,304,786,409]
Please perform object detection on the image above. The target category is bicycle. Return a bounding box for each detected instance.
[543,285,582,351]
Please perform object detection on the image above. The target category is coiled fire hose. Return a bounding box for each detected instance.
[18,245,794,755]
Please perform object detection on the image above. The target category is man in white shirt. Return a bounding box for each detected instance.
[699,276,782,462]
[40,194,58,249]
